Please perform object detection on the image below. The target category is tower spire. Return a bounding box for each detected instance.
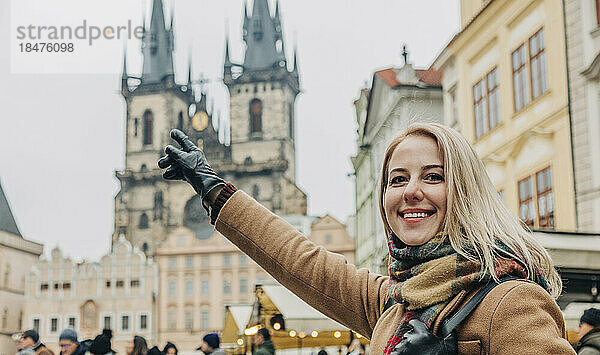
[242,0,283,71]
[292,45,298,74]
[141,0,174,85]
[121,47,129,96]
[187,54,193,90]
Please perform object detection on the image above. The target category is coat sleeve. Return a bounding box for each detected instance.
[214,190,389,338]
[485,281,575,354]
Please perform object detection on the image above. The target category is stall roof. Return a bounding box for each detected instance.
[261,284,348,332]
[227,304,253,330]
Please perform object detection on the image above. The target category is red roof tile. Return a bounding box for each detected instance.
[374,66,442,88]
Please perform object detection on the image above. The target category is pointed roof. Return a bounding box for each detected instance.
[242,0,285,71]
[141,0,174,84]
[0,180,22,237]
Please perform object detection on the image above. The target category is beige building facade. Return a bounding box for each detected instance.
[0,182,43,355]
[154,214,355,351]
[434,0,576,231]
[23,237,158,354]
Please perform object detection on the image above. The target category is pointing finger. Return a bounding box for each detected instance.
[170,129,196,152]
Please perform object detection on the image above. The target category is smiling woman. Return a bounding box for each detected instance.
[159,126,574,354]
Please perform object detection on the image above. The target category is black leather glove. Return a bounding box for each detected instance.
[158,129,225,208]
[390,319,457,355]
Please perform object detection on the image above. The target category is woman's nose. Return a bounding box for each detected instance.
[403,179,424,201]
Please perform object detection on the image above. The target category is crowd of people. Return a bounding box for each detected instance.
[13,329,234,355]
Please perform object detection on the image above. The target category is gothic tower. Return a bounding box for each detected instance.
[223,0,307,215]
[113,0,228,254]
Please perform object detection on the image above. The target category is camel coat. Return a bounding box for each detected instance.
[215,191,575,354]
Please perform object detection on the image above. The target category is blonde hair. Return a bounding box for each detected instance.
[378,123,562,298]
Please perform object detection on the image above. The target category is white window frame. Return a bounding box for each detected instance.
[119,312,133,333]
[136,312,151,333]
[30,315,42,335]
[47,314,61,336]
[64,313,79,332]
[99,312,114,331]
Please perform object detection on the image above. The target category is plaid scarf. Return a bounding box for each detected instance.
[383,233,547,354]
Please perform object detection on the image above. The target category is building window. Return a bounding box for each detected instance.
[103,315,112,330]
[512,29,547,112]
[596,0,600,25]
[185,279,193,297]
[178,111,184,131]
[134,118,139,137]
[289,103,294,139]
[536,167,554,228]
[139,213,149,229]
[153,191,163,220]
[50,317,58,333]
[168,280,176,297]
[2,308,7,329]
[63,282,71,290]
[201,255,209,268]
[168,257,177,269]
[223,254,232,267]
[249,98,262,135]
[167,311,176,330]
[519,167,554,229]
[105,280,111,288]
[116,280,124,288]
[239,254,247,266]
[139,314,148,331]
[67,317,76,329]
[143,110,153,145]
[121,315,130,331]
[325,234,332,244]
[130,280,140,287]
[252,185,259,200]
[201,311,209,329]
[239,278,248,294]
[529,29,547,100]
[32,318,40,332]
[184,311,193,330]
[40,283,49,291]
[142,243,149,253]
[54,283,59,290]
[512,44,530,111]
[201,279,209,296]
[185,256,194,269]
[223,280,231,295]
[473,68,500,139]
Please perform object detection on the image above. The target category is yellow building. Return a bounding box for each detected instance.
[434,0,576,231]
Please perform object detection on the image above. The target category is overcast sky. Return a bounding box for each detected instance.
[0,0,459,261]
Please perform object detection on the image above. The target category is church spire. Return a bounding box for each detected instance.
[242,0,285,71]
[187,54,193,91]
[141,0,174,85]
[292,45,298,74]
[121,48,129,96]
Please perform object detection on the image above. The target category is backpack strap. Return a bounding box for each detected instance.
[441,276,520,338]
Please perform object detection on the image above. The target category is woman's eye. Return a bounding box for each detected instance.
[425,173,444,182]
[389,176,407,185]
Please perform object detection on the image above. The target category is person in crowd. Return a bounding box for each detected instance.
[577,308,600,354]
[197,333,225,355]
[16,329,53,355]
[59,329,87,355]
[159,125,574,354]
[162,342,177,355]
[317,350,328,355]
[253,328,275,355]
[146,346,162,355]
[87,333,114,355]
[346,339,365,355]
[125,336,147,355]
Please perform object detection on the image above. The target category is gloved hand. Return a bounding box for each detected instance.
[158,129,225,208]
[390,319,457,355]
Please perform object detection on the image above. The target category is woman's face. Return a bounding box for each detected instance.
[384,135,447,245]
[125,339,134,355]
